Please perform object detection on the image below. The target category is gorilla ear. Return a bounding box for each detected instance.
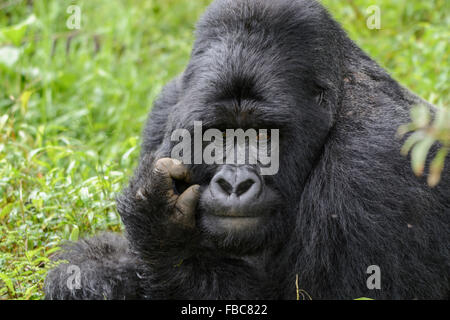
[311,82,326,106]
[315,90,325,106]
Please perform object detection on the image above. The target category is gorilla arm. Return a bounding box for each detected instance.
[44,232,143,300]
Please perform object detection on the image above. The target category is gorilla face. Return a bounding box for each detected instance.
[155,68,334,254]
[165,111,287,253]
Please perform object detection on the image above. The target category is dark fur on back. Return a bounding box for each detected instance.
[45,0,449,300]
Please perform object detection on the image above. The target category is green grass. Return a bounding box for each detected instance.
[0,0,448,299]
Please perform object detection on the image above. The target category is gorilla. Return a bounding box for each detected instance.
[45,0,449,299]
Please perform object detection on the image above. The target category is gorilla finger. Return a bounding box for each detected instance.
[152,158,184,192]
[167,160,190,182]
[176,185,201,215]
[155,158,189,180]
[173,185,201,228]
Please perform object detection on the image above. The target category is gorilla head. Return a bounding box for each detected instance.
[142,0,346,254]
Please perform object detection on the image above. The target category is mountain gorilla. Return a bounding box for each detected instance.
[45,0,449,299]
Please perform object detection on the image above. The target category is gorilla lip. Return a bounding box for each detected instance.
[209,216,262,230]
[210,210,263,219]
[200,213,264,234]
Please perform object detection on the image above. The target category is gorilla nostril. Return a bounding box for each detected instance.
[235,179,255,197]
[217,178,233,195]
[210,166,262,203]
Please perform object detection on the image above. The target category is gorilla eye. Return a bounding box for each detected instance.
[257,132,270,141]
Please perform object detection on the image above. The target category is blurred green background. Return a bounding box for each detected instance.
[0,0,448,299]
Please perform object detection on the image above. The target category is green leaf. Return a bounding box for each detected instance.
[25,247,44,260]
[69,225,80,241]
[433,108,450,143]
[45,247,62,256]
[411,136,435,176]
[428,148,449,187]
[400,131,425,156]
[397,123,414,137]
[24,284,38,300]
[0,202,14,220]
[410,104,431,128]
[0,273,15,296]
[121,146,137,162]
[0,14,36,46]
[20,90,33,115]
[0,114,9,132]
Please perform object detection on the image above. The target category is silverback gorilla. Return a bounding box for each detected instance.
[45,0,449,299]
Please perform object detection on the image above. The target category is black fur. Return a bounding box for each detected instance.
[44,233,143,299]
[45,0,449,300]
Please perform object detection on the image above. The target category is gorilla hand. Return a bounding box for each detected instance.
[118,157,201,258]
[146,158,200,229]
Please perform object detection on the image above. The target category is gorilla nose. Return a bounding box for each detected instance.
[210,166,262,206]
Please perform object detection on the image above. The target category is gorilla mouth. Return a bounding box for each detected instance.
[205,215,262,231]
[211,212,262,218]
[197,207,267,240]
[198,182,279,240]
